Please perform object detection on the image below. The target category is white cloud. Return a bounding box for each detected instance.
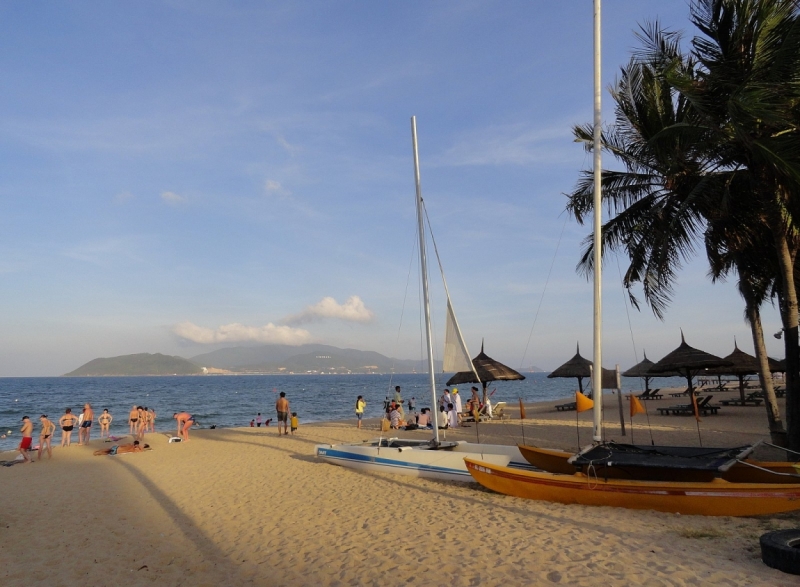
[434,122,574,167]
[172,321,311,345]
[283,295,374,325]
[114,191,134,204]
[161,191,187,205]
[264,179,291,198]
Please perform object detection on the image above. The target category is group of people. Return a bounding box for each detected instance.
[15,402,104,463]
[360,385,489,431]
[128,406,156,440]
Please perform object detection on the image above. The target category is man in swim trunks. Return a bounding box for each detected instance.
[59,408,78,447]
[94,440,148,456]
[38,414,55,460]
[18,416,33,462]
[276,392,289,435]
[129,405,139,434]
[79,403,94,445]
[98,409,112,439]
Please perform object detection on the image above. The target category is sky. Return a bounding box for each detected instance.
[0,1,787,376]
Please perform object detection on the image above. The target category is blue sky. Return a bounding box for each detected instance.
[0,1,785,376]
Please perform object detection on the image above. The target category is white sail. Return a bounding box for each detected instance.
[443,298,473,373]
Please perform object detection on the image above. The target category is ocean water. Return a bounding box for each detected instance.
[0,372,679,452]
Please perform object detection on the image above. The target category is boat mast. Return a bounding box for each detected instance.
[592,0,603,442]
[411,116,440,445]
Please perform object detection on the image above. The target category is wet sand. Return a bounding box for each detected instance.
[1,393,798,586]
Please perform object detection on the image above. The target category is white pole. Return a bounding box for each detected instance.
[411,116,440,445]
[592,0,603,442]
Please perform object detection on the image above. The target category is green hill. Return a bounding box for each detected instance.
[64,353,203,376]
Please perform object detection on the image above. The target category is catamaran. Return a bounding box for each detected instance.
[316,116,527,482]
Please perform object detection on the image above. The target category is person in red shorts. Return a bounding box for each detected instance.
[19,416,33,463]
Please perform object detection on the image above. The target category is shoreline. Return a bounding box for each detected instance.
[2,395,798,586]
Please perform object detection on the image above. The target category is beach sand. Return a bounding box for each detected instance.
[2,394,799,586]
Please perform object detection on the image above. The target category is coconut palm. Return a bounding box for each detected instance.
[667,0,800,448]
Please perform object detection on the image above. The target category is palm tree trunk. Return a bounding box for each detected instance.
[773,225,800,451]
[747,303,787,446]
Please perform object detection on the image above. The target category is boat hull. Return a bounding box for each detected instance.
[518,445,800,484]
[465,457,800,516]
[316,440,527,483]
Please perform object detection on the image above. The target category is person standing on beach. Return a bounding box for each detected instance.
[276,392,289,435]
[128,405,139,434]
[98,409,112,439]
[256,413,262,427]
[290,412,298,435]
[148,407,156,433]
[453,389,463,426]
[173,412,195,440]
[38,415,55,460]
[355,395,366,429]
[407,396,416,415]
[393,386,402,404]
[59,408,78,447]
[78,403,94,445]
[18,416,33,463]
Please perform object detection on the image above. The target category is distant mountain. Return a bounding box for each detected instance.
[190,344,438,374]
[64,353,203,377]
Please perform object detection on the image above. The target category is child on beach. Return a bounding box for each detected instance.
[290,412,298,435]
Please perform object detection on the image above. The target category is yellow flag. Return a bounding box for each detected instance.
[630,394,646,417]
[576,391,594,413]
[519,398,527,420]
[691,391,701,422]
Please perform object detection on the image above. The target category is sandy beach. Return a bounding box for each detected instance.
[2,394,799,586]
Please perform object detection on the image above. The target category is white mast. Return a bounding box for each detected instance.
[592,0,603,442]
[411,116,440,444]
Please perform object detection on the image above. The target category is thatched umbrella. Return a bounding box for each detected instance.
[705,341,783,402]
[622,351,681,393]
[547,343,592,394]
[446,342,525,403]
[649,333,732,395]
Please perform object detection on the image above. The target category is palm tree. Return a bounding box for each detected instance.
[666,0,800,449]
[566,15,789,444]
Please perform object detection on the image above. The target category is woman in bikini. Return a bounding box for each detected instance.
[98,409,113,439]
[136,406,148,441]
[38,414,55,459]
[59,408,78,447]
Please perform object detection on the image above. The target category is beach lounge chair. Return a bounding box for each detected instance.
[639,388,662,400]
[491,402,509,420]
[555,401,577,412]
[657,395,719,416]
[720,392,764,407]
[637,389,652,400]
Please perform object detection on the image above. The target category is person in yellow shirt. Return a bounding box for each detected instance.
[290,412,299,435]
[355,395,366,429]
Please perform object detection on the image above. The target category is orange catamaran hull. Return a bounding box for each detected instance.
[517,444,800,484]
[464,457,800,517]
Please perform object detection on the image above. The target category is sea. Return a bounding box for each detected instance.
[0,372,684,452]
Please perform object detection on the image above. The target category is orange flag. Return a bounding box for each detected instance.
[691,391,701,422]
[630,394,646,417]
[519,398,527,420]
[576,391,594,413]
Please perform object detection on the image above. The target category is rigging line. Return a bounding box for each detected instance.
[388,220,422,398]
[421,200,481,385]
[518,213,569,370]
[615,254,655,445]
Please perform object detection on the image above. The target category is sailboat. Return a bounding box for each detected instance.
[315,116,528,482]
[463,0,800,516]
